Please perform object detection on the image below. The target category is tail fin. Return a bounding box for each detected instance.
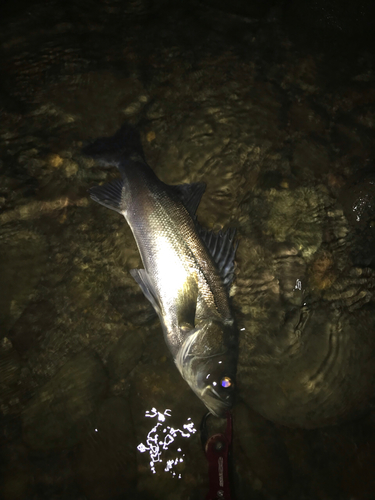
[82,124,145,168]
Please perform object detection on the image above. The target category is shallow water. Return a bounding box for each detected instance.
[1,1,375,499]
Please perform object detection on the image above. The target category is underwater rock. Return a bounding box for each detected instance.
[340,437,375,498]
[234,403,292,495]
[73,397,137,500]
[284,0,375,45]
[28,449,79,500]
[106,328,144,395]
[339,169,375,229]
[108,286,156,326]
[22,350,108,451]
[237,290,375,428]
[235,182,375,428]
[339,171,375,229]
[336,171,375,267]
[8,300,56,355]
[0,441,31,500]
[288,100,328,135]
[262,186,325,259]
[0,338,22,444]
[195,0,274,18]
[0,229,48,332]
[0,338,21,391]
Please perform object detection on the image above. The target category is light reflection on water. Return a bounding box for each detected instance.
[137,407,197,478]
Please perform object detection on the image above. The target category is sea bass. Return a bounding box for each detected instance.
[85,126,238,417]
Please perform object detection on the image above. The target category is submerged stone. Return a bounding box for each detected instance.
[22,350,108,451]
[106,328,144,394]
[234,403,292,495]
[73,397,137,500]
[0,229,48,332]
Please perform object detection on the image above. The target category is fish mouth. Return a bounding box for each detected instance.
[201,386,232,418]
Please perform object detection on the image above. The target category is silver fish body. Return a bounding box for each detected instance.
[86,127,238,416]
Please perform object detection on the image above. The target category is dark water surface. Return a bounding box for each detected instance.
[1,1,375,499]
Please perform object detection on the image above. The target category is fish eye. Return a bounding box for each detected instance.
[220,376,233,389]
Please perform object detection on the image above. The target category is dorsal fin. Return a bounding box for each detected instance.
[169,182,206,217]
[198,226,238,287]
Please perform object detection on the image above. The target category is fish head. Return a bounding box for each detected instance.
[176,319,237,417]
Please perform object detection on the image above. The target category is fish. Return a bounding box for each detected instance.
[84,125,238,417]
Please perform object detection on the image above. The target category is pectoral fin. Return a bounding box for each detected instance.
[131,269,199,334]
[130,269,162,316]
